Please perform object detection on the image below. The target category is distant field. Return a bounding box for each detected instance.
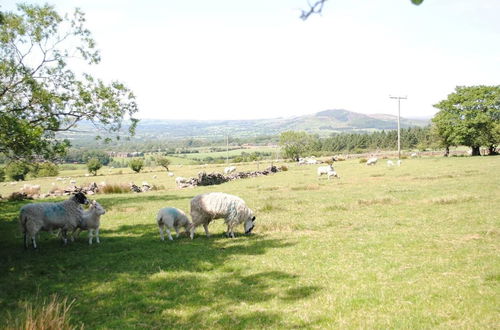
[0,156,498,328]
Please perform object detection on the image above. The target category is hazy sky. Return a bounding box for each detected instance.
[3,0,500,120]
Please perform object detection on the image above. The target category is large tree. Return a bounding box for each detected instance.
[0,4,138,162]
[432,86,500,156]
[279,131,315,161]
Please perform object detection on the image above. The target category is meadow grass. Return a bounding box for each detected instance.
[0,156,499,328]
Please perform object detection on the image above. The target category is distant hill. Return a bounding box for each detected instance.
[63,109,430,141]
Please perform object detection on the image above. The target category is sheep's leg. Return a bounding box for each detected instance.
[61,229,68,245]
[166,228,173,241]
[88,229,93,245]
[159,224,165,241]
[189,224,195,240]
[96,228,100,244]
[174,226,181,239]
[203,223,210,237]
[32,236,37,249]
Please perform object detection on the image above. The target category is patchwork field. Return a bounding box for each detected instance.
[0,156,499,328]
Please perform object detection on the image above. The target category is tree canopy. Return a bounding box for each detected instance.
[0,4,138,162]
[432,86,500,156]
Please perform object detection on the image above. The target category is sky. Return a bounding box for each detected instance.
[3,0,500,120]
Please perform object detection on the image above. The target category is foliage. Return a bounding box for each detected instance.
[0,166,4,182]
[279,131,315,161]
[63,149,112,165]
[31,162,59,178]
[100,183,129,194]
[0,4,138,162]
[129,158,144,173]
[5,161,30,181]
[156,157,171,171]
[432,85,500,155]
[87,157,102,176]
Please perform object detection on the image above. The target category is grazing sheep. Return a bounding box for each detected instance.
[366,157,378,166]
[156,207,192,241]
[397,159,402,166]
[73,200,106,244]
[387,160,394,167]
[189,192,255,239]
[19,192,89,249]
[168,172,174,177]
[175,177,187,187]
[317,165,340,180]
[224,166,236,174]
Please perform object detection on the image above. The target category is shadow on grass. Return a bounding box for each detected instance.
[0,200,321,328]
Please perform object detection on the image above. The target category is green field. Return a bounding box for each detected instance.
[0,156,499,328]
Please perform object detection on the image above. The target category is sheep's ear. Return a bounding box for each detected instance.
[252,216,256,221]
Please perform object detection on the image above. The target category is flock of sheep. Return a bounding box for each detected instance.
[18,156,407,249]
[19,191,255,249]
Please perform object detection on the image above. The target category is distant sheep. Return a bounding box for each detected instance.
[317,165,340,180]
[175,177,187,187]
[189,192,255,239]
[397,159,402,166]
[168,172,174,177]
[224,166,236,174]
[156,207,192,241]
[366,157,378,166]
[387,160,394,167]
[19,192,89,249]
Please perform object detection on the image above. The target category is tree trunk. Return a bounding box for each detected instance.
[489,145,498,155]
[443,146,449,157]
[471,146,481,156]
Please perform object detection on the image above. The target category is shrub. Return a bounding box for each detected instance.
[32,162,59,178]
[87,157,102,176]
[0,167,5,182]
[5,161,30,181]
[359,158,368,164]
[129,158,144,173]
[100,183,130,194]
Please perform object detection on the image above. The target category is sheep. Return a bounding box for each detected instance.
[189,192,255,239]
[156,207,192,241]
[387,160,394,167]
[224,166,236,174]
[19,192,89,249]
[73,200,106,244]
[175,177,187,187]
[397,159,402,166]
[317,165,340,180]
[366,157,378,165]
[168,172,174,177]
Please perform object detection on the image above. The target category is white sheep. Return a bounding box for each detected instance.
[73,200,106,244]
[189,192,255,239]
[366,157,378,165]
[168,172,174,177]
[397,159,402,166]
[224,166,236,174]
[19,192,89,249]
[317,165,340,180]
[156,207,192,241]
[175,177,187,187]
[387,160,394,167]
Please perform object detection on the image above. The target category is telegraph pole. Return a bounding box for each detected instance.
[389,95,407,159]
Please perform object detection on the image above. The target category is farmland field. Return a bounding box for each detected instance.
[0,156,499,328]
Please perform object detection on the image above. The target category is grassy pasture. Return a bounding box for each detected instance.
[0,156,498,328]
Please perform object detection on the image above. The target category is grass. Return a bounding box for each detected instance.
[0,156,499,328]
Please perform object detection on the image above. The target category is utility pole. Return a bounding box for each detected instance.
[389,95,407,159]
[226,135,229,165]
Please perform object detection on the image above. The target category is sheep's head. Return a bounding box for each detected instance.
[90,200,106,216]
[244,215,256,235]
[73,192,89,205]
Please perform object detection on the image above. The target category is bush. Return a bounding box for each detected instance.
[32,162,59,178]
[5,161,30,181]
[87,158,102,176]
[129,158,144,173]
[100,183,130,194]
[0,167,4,182]
[359,158,368,164]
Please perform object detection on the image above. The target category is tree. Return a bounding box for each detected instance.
[156,157,171,171]
[432,86,500,156]
[0,4,138,162]
[279,131,314,161]
[129,158,144,173]
[32,162,59,177]
[87,157,102,176]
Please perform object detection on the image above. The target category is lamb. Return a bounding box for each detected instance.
[366,157,378,165]
[156,207,192,241]
[224,166,236,174]
[317,164,340,180]
[73,200,106,244]
[189,192,255,239]
[19,192,89,249]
